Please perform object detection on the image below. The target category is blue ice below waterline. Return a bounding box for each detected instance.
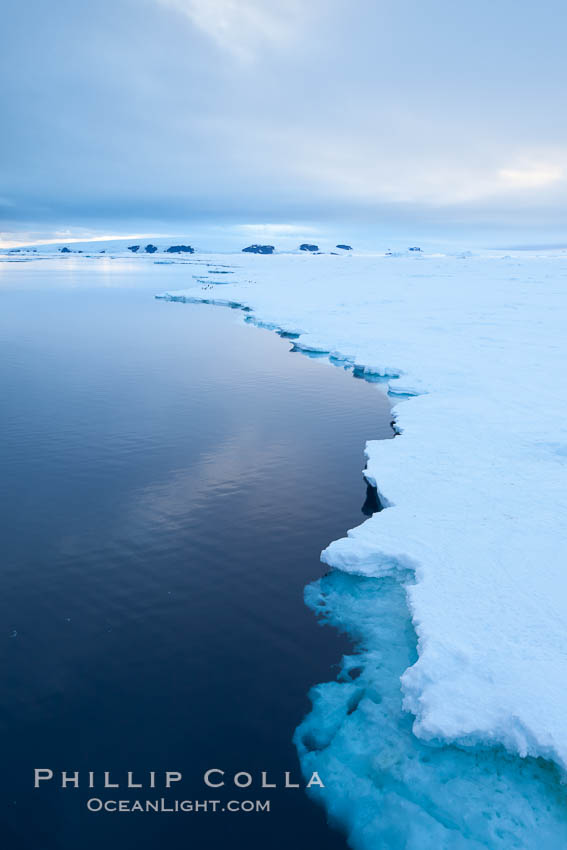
[295,570,567,849]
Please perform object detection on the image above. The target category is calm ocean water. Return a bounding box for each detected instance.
[0,260,393,849]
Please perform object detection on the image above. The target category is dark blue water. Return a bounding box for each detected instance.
[0,260,393,849]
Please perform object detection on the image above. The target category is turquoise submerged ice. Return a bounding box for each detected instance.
[295,570,567,849]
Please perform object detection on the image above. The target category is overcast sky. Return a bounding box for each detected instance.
[2,0,567,245]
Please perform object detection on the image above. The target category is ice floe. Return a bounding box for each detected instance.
[158,248,567,772]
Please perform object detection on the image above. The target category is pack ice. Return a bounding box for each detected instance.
[159,247,567,846]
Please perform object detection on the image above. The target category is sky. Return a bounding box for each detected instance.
[1,0,567,247]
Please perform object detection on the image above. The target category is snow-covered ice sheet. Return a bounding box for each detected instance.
[158,250,567,770]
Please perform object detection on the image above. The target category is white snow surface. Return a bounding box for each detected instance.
[159,249,567,770]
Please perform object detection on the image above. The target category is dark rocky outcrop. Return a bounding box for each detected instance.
[128,245,140,253]
[336,244,352,250]
[59,247,71,253]
[166,245,195,254]
[145,244,158,254]
[299,243,319,252]
[242,244,275,254]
